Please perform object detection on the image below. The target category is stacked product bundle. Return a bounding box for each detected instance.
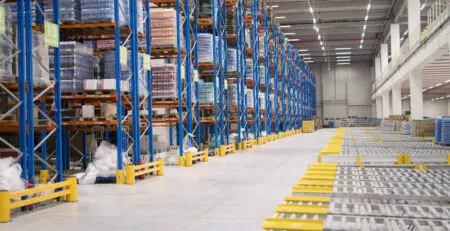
[0,5,14,82]
[151,9,180,49]
[81,0,143,32]
[401,120,412,135]
[228,83,237,106]
[226,9,236,35]
[441,118,450,145]
[151,63,177,99]
[7,2,36,22]
[259,65,265,84]
[381,120,395,132]
[53,41,93,92]
[435,119,442,143]
[44,0,81,23]
[199,0,217,18]
[259,92,265,110]
[245,58,253,79]
[412,120,435,137]
[246,89,253,108]
[33,32,51,87]
[199,82,214,104]
[102,51,147,96]
[198,33,214,63]
[226,48,237,72]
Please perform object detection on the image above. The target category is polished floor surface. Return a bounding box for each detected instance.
[2,129,335,231]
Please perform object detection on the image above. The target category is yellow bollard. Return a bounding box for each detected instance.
[39,169,49,184]
[65,177,78,202]
[185,152,193,167]
[116,169,125,184]
[178,156,185,166]
[0,191,10,223]
[213,148,219,156]
[220,145,226,156]
[242,140,247,150]
[156,158,164,176]
[203,149,209,162]
[125,165,136,185]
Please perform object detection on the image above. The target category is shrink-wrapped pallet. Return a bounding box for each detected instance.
[199,82,214,104]
[151,63,177,99]
[226,48,237,72]
[198,33,213,63]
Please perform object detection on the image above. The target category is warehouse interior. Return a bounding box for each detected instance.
[0,0,449,230]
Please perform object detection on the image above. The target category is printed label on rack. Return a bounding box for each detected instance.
[0,6,5,35]
[44,21,59,48]
[194,70,199,82]
[224,80,228,90]
[143,54,151,71]
[120,46,127,66]
[181,65,185,80]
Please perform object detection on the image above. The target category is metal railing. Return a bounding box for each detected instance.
[377,0,450,90]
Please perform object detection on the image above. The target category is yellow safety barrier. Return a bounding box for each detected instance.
[185,149,209,167]
[0,177,77,222]
[125,158,164,184]
[246,139,256,149]
[220,144,236,156]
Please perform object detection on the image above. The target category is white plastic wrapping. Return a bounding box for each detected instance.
[0,157,25,192]
[78,141,129,184]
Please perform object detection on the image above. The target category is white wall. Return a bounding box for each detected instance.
[423,100,449,117]
[311,61,373,120]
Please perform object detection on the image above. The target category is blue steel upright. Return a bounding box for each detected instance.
[129,0,141,165]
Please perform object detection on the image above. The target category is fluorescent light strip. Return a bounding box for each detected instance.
[336,52,351,55]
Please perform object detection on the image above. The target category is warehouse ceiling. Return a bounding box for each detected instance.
[269,0,431,64]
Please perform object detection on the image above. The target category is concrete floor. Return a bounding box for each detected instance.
[2,129,335,231]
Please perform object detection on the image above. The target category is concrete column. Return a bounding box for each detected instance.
[382,90,390,118]
[376,97,383,118]
[390,24,400,65]
[409,71,423,120]
[408,0,421,49]
[375,55,381,84]
[392,82,402,115]
[381,44,389,78]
